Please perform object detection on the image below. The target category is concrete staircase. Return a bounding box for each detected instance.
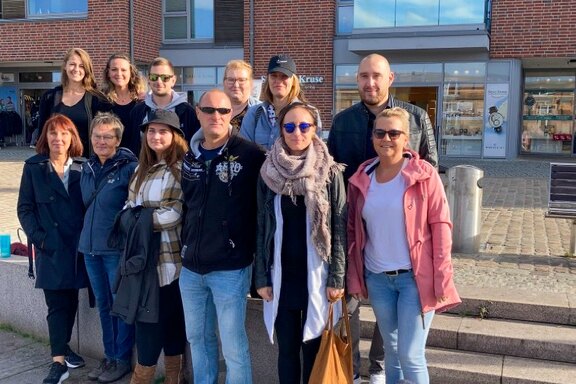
[358,286,576,383]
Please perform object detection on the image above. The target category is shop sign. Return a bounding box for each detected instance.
[483,84,508,158]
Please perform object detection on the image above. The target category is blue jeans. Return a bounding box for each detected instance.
[179,266,252,384]
[84,253,134,362]
[365,269,434,384]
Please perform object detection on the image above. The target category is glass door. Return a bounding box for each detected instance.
[391,86,439,139]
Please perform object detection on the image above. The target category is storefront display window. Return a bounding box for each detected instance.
[440,63,486,157]
[521,75,575,155]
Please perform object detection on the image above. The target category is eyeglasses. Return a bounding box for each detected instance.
[199,106,232,115]
[372,129,404,140]
[225,77,249,85]
[283,122,314,134]
[148,73,174,82]
[91,134,116,142]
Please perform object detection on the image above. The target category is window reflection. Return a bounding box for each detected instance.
[28,0,87,16]
[353,0,486,28]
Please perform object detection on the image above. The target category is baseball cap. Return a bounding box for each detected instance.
[140,109,184,137]
[267,55,297,77]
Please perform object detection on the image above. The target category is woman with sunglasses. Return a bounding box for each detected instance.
[239,54,321,150]
[102,53,147,150]
[346,107,460,384]
[254,102,346,384]
[37,48,112,157]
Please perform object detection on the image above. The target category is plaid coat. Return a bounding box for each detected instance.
[126,160,183,286]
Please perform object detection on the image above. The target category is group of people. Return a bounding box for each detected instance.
[17,47,460,384]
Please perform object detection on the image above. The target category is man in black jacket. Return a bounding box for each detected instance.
[328,53,439,384]
[123,57,200,154]
[179,89,265,383]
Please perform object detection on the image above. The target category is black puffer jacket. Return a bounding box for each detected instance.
[110,206,160,325]
[328,96,438,181]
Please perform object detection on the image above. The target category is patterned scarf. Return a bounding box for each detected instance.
[260,136,344,262]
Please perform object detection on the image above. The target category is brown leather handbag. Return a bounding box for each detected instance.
[308,296,353,384]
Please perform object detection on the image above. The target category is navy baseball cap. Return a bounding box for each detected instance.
[267,55,297,77]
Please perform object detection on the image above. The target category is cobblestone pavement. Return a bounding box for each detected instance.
[2,148,576,295]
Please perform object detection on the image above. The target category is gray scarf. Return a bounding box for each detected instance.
[260,136,344,262]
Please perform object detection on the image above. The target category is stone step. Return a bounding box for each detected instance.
[361,285,575,326]
[359,342,576,384]
[359,310,576,363]
[447,285,575,326]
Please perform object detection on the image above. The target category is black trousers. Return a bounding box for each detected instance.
[275,306,321,384]
[135,279,186,366]
[43,289,79,357]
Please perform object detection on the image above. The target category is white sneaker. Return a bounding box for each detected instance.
[369,372,386,384]
[353,373,363,384]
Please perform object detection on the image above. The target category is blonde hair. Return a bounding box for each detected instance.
[374,107,410,138]
[224,60,253,80]
[261,74,306,104]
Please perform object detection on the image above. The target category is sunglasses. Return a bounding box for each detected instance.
[199,106,232,115]
[148,73,174,82]
[373,129,404,140]
[283,122,314,134]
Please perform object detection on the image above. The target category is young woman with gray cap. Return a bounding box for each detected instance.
[119,109,189,383]
[239,54,321,150]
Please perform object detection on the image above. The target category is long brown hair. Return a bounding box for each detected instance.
[36,114,84,157]
[131,128,189,194]
[61,48,107,99]
[102,53,147,102]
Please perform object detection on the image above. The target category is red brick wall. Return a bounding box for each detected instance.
[133,0,162,66]
[0,0,161,82]
[491,0,576,58]
[244,0,335,127]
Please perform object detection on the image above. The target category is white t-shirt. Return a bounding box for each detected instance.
[362,163,412,273]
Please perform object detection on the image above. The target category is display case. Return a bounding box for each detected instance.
[440,84,484,156]
[521,90,574,154]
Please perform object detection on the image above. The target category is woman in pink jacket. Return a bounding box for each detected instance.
[347,107,460,384]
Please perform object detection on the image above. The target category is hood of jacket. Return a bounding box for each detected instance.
[348,149,434,195]
[189,125,235,158]
[144,90,188,111]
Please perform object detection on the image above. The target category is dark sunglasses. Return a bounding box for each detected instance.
[283,122,314,134]
[148,74,174,82]
[373,129,404,140]
[199,106,232,115]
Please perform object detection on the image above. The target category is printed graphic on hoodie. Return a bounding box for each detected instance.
[216,155,242,183]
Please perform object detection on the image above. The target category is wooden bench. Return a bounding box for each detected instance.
[547,162,576,254]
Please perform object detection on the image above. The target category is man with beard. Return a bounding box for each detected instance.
[327,53,437,384]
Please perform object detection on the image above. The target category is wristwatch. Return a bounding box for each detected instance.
[488,106,504,133]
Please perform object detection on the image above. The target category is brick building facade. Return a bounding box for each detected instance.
[1,1,576,158]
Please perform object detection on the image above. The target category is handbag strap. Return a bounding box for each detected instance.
[339,295,352,341]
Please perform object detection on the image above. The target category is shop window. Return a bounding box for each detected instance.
[440,63,486,157]
[164,0,214,42]
[521,74,575,155]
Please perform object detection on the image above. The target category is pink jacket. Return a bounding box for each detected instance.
[346,150,461,313]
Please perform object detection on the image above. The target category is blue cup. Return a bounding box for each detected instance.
[0,234,10,258]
